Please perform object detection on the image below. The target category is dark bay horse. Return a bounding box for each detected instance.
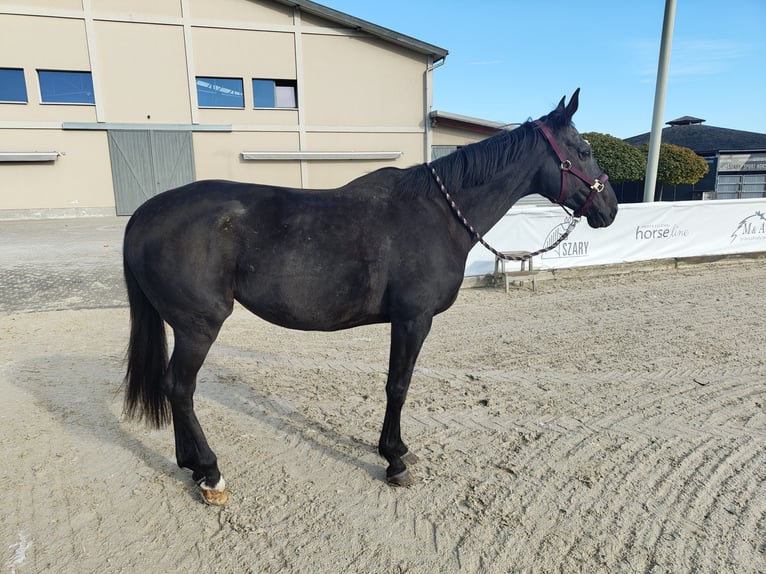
[123,90,617,504]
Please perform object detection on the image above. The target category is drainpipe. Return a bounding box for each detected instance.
[424,56,447,163]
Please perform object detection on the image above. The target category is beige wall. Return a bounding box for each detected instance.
[0,14,90,72]
[94,21,192,123]
[0,130,113,210]
[17,0,81,10]
[188,0,293,24]
[302,35,426,128]
[0,0,443,218]
[305,132,425,188]
[193,131,302,186]
[91,0,182,18]
[193,131,424,190]
[432,126,490,147]
[193,27,296,79]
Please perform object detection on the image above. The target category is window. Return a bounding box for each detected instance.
[0,68,27,103]
[716,175,739,200]
[252,79,297,108]
[716,174,766,199]
[432,145,460,160]
[742,174,766,199]
[196,77,244,108]
[38,70,94,104]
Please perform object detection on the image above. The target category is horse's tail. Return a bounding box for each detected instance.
[123,234,171,429]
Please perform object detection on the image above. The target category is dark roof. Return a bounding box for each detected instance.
[271,0,448,61]
[666,116,705,126]
[625,121,766,155]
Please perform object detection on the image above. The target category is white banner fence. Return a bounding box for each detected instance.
[465,198,766,276]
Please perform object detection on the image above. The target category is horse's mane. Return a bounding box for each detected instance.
[395,104,573,200]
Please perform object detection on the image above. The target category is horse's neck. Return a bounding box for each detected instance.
[455,154,540,237]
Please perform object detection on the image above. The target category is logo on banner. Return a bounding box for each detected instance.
[541,217,589,259]
[730,211,766,243]
[634,223,689,241]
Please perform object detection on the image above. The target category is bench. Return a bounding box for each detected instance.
[494,251,538,292]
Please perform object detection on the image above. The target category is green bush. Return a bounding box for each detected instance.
[582,132,647,183]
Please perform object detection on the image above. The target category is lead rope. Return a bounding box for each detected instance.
[429,165,579,262]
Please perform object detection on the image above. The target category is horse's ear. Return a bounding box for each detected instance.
[565,88,580,122]
[555,95,566,113]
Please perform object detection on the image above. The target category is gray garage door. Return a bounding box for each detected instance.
[108,130,195,215]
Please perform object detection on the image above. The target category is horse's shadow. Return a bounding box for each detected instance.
[195,358,387,483]
[10,352,384,503]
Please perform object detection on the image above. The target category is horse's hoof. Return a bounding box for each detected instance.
[401,451,419,467]
[387,468,414,487]
[201,487,228,506]
[199,477,228,506]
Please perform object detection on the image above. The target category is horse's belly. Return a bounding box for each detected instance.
[233,268,387,331]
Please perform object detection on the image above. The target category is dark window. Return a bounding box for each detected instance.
[38,70,95,104]
[196,77,244,108]
[0,68,27,103]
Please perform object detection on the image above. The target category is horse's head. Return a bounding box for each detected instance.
[534,89,618,228]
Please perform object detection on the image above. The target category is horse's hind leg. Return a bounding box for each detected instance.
[379,314,433,486]
[164,326,228,505]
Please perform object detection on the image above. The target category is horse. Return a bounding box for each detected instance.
[122,89,617,505]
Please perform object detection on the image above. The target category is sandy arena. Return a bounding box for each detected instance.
[1,218,764,573]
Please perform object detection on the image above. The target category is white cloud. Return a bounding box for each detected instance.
[634,38,750,82]
[670,39,749,77]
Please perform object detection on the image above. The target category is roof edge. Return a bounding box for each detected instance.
[429,110,519,137]
[271,0,448,60]
[430,110,512,130]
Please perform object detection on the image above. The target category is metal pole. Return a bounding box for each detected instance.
[643,0,677,202]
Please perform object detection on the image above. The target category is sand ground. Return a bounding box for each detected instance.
[1,217,764,573]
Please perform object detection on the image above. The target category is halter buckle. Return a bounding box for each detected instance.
[560,160,572,171]
[591,179,605,193]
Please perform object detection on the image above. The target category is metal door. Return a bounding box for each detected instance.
[109,130,195,215]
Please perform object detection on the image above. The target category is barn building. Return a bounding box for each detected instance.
[0,0,464,218]
[625,116,766,201]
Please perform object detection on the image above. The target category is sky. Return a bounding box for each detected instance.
[317,0,766,139]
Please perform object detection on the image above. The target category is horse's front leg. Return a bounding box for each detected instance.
[379,314,433,486]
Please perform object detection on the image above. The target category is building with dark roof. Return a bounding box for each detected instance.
[625,117,766,201]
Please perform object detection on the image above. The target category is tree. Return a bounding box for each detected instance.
[638,143,709,186]
[582,132,647,183]
[638,142,710,200]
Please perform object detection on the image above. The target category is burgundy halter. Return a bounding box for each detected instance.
[533,120,609,218]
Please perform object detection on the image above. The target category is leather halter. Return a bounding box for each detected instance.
[533,120,609,218]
